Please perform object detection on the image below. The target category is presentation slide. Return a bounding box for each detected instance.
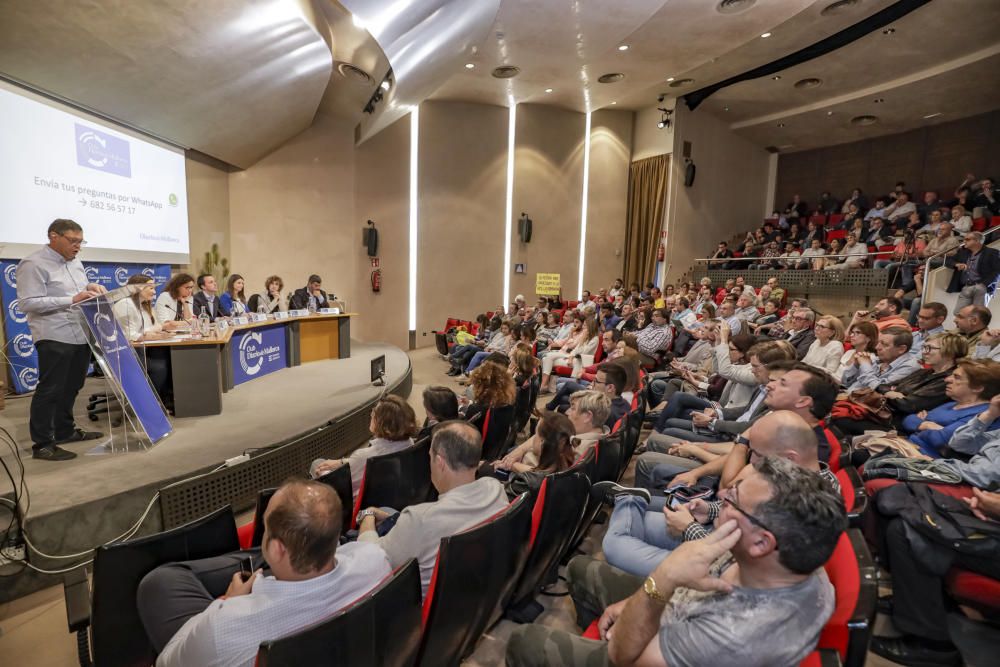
[0,81,190,264]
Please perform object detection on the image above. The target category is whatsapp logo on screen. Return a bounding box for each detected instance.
[168,193,178,207]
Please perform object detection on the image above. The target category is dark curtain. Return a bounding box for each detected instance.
[623,154,670,286]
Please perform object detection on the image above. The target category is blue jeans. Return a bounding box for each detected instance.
[655,393,710,432]
[465,351,492,373]
[602,495,680,577]
[546,379,588,412]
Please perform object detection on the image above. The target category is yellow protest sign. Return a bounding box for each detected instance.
[535,273,561,296]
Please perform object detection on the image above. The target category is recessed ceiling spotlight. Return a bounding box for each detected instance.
[667,78,694,88]
[826,111,834,116]
[873,97,885,103]
[598,72,626,83]
[772,75,782,80]
[465,63,475,69]
[666,77,675,82]
[777,122,785,127]
[618,44,629,51]
[491,65,521,79]
[544,88,553,93]
[611,101,617,105]
[851,115,878,126]
[794,77,822,89]
[723,106,730,111]
[882,27,896,35]
[761,32,772,38]
[923,112,943,119]
[717,0,758,15]
[821,0,862,17]
[380,80,391,91]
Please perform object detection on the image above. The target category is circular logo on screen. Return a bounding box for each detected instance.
[239,331,265,376]
[114,267,130,285]
[78,131,109,168]
[18,367,38,391]
[168,193,178,207]
[94,312,118,344]
[12,333,34,357]
[142,267,156,278]
[85,266,100,282]
[3,264,17,289]
[8,299,27,324]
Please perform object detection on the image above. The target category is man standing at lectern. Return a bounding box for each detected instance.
[16,219,107,461]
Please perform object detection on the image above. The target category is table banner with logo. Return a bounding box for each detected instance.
[231,324,288,386]
[77,297,172,444]
[0,259,171,393]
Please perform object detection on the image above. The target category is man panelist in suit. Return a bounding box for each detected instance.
[192,273,228,321]
[289,274,331,311]
[947,231,1000,310]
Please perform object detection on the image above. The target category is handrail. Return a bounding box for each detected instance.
[922,223,1000,290]
[694,249,894,264]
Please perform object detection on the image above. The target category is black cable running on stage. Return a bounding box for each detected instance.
[683,0,934,111]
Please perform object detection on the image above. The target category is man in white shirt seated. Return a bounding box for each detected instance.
[137,480,390,667]
[823,233,868,270]
[885,191,916,224]
[357,420,510,595]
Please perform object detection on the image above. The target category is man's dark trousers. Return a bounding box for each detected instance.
[29,340,91,450]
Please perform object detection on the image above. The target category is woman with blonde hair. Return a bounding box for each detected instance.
[802,315,846,375]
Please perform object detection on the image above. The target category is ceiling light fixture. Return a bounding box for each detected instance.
[723,106,730,111]
[851,115,878,126]
[380,80,391,91]
[598,72,625,83]
[777,123,785,128]
[826,111,834,116]
[618,45,629,51]
[611,101,617,105]
[873,98,884,103]
[760,32,772,38]
[668,78,694,88]
[666,77,675,82]
[772,75,782,80]
[465,63,475,69]
[923,112,943,119]
[545,88,553,93]
[882,27,896,35]
[657,106,673,130]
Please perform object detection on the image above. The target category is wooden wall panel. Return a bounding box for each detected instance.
[776,110,1000,209]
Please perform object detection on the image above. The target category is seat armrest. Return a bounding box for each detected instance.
[818,648,841,666]
[64,567,91,633]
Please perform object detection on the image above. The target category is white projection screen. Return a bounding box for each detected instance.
[0,79,190,264]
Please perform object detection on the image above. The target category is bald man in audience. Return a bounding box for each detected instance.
[138,480,390,667]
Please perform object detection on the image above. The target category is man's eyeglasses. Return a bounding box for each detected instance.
[60,234,87,246]
[723,482,777,545]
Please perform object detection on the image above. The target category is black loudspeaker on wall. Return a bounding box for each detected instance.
[362,220,379,257]
[518,212,533,243]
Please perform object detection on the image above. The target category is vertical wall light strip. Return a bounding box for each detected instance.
[408,106,419,334]
[502,103,517,308]
[576,111,592,299]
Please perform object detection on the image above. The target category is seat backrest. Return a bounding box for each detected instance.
[256,559,423,667]
[315,463,356,532]
[834,466,867,528]
[91,506,239,667]
[506,470,590,610]
[353,438,434,527]
[818,529,877,667]
[567,434,622,553]
[481,404,517,462]
[250,487,279,548]
[514,377,533,432]
[418,494,532,666]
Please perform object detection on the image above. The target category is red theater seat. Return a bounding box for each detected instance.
[945,569,1000,616]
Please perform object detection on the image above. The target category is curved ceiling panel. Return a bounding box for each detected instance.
[0,0,334,168]
[339,0,502,142]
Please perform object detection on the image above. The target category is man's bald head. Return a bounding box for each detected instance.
[264,480,342,574]
[745,410,820,469]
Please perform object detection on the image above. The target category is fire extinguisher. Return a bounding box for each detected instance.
[657,243,665,261]
[371,269,382,292]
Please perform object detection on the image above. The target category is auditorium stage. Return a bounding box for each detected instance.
[0,340,411,602]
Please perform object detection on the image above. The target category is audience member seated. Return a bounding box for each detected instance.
[247,275,287,314]
[864,198,888,221]
[849,296,910,333]
[416,386,460,440]
[946,231,1000,310]
[538,313,597,392]
[357,420,509,595]
[599,410,837,578]
[784,193,809,219]
[952,305,991,347]
[464,319,515,375]
[910,301,947,355]
[546,355,630,428]
[833,332,967,436]
[500,390,611,469]
[446,315,505,376]
[137,480,390,667]
[219,274,248,316]
[842,187,868,213]
[494,410,576,499]
[834,320,878,384]
[505,457,846,667]
[949,204,972,233]
[288,274,330,311]
[310,394,417,496]
[801,315,845,376]
[974,328,1000,362]
[633,308,673,365]
[823,233,868,270]
[796,237,826,269]
[885,191,916,224]
[191,273,228,321]
[460,359,516,430]
[783,307,817,360]
[972,176,1000,216]
[898,359,1000,458]
[154,272,196,324]
[842,327,921,392]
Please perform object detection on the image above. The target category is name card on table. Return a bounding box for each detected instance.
[249,313,269,323]
[217,320,230,335]
[319,307,340,315]
[232,316,249,326]
[290,309,310,317]
[273,311,290,320]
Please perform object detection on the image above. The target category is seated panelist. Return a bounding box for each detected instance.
[153,273,196,325]
[113,274,177,406]
[247,275,287,314]
[289,274,330,311]
[219,274,248,316]
[191,273,228,321]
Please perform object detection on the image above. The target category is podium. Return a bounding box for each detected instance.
[72,291,172,451]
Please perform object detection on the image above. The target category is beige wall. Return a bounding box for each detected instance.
[183,155,230,276]
[354,114,411,349]
[227,112,359,315]
[664,104,770,282]
[586,110,633,290]
[416,101,508,342]
[632,100,674,162]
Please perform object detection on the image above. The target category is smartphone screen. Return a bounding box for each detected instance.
[240,556,254,582]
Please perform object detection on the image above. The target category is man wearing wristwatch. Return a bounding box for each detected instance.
[505,457,845,667]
